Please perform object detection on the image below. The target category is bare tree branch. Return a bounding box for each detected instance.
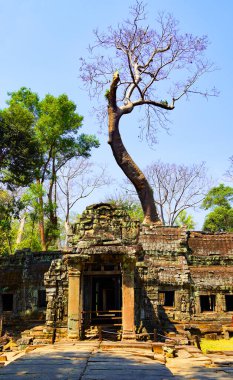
[121,161,211,226]
[79,1,217,224]
[57,158,112,224]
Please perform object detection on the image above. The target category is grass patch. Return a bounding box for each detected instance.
[200,337,233,353]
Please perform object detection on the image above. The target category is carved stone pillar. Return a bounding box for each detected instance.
[122,258,136,340]
[68,263,82,339]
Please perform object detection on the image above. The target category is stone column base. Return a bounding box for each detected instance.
[122,330,136,340]
[68,332,81,340]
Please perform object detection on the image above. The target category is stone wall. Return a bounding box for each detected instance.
[1,205,233,339]
[137,227,233,334]
[187,231,233,327]
[67,203,140,249]
[44,259,68,327]
[0,250,61,328]
[137,226,191,332]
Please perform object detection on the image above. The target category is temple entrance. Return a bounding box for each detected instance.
[92,276,121,313]
[82,264,122,328]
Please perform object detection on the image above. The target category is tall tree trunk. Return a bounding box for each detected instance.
[16,215,26,247]
[37,179,46,251]
[6,235,12,254]
[64,220,70,247]
[48,156,57,227]
[107,75,160,224]
[38,197,46,251]
[64,192,70,247]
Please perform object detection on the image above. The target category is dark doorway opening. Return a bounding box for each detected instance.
[2,294,13,311]
[92,276,121,312]
[83,275,122,326]
[200,295,216,312]
[159,291,175,307]
[38,289,47,308]
[225,295,233,311]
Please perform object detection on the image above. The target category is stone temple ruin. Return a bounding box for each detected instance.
[1,203,233,343]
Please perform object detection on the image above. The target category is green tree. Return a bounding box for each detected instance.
[12,217,41,251]
[7,87,99,250]
[0,189,23,254]
[202,207,233,233]
[201,184,233,209]
[175,210,196,230]
[202,184,233,232]
[0,103,41,187]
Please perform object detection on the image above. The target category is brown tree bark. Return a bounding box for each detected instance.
[16,215,26,247]
[37,179,47,251]
[47,156,58,226]
[107,73,160,225]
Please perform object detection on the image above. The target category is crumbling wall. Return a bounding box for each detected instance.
[1,205,233,339]
[186,231,233,326]
[67,203,140,249]
[137,226,191,332]
[44,258,68,327]
[0,250,61,328]
[137,227,233,333]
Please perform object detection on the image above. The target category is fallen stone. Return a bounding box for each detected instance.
[151,343,164,354]
[16,337,33,346]
[163,346,176,358]
[3,339,18,351]
[33,339,51,345]
[176,349,193,359]
[153,353,165,363]
[183,346,202,353]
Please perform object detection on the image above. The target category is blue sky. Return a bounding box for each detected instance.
[0,0,232,228]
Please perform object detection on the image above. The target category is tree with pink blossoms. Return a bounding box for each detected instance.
[80,1,217,224]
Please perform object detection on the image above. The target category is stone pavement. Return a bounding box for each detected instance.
[0,341,175,379]
[0,341,233,379]
[166,356,233,379]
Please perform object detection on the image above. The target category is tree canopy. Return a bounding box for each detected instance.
[202,184,233,210]
[80,0,216,224]
[1,87,100,251]
[202,184,233,232]
[0,103,41,187]
[175,210,196,230]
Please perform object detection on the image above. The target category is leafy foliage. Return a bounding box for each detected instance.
[201,184,233,210]
[0,87,100,251]
[105,194,143,222]
[175,210,196,230]
[8,88,100,181]
[202,184,233,232]
[0,104,41,187]
[0,189,23,254]
[203,207,233,232]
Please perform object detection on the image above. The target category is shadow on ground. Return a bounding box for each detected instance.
[0,342,174,380]
[1,342,233,379]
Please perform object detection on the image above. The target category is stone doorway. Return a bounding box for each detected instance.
[82,265,122,328]
[65,203,140,340]
[91,276,122,313]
